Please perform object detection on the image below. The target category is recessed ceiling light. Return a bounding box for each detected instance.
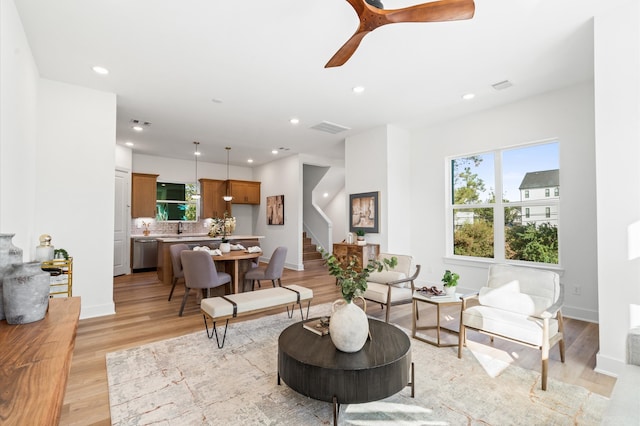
[194,151,201,156]
[125,141,134,147]
[462,93,475,100]
[290,118,300,125]
[132,125,144,132]
[352,86,365,94]
[272,150,279,155]
[92,66,109,75]
[247,159,254,163]
[323,192,329,198]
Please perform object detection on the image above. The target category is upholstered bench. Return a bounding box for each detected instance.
[200,284,313,348]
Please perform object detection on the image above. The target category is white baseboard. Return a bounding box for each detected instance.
[80,302,116,320]
[595,352,626,377]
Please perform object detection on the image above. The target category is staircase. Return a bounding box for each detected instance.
[302,232,324,268]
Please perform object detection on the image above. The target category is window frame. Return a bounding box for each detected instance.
[446,140,561,268]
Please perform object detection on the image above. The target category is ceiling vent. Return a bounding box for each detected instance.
[310,121,351,134]
[492,80,513,91]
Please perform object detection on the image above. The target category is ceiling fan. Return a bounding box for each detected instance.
[325,0,476,68]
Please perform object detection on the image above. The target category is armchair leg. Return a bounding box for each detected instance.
[558,311,566,363]
[458,324,465,358]
[541,358,548,391]
[384,304,390,323]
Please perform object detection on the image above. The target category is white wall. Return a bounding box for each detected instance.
[346,126,390,249]
[409,82,598,321]
[253,155,303,270]
[36,79,117,319]
[0,0,38,255]
[594,0,640,376]
[1,0,117,319]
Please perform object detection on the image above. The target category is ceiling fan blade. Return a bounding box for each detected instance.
[384,0,475,24]
[325,31,370,68]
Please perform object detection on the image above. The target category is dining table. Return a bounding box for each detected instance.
[211,250,262,294]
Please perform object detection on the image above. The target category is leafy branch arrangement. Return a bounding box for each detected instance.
[320,248,397,303]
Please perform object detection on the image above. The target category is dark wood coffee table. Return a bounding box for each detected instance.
[278,318,414,425]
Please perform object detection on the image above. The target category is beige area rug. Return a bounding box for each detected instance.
[106,303,608,425]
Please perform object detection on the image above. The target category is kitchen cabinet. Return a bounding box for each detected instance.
[131,173,158,218]
[332,243,380,272]
[228,179,261,205]
[199,178,231,219]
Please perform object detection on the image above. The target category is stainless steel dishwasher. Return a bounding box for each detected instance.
[132,238,158,270]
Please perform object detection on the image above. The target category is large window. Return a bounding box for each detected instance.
[156,182,198,221]
[449,141,559,265]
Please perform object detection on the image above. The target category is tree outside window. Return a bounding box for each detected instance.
[449,141,559,265]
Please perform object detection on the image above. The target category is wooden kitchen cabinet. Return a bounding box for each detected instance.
[131,173,158,218]
[332,243,380,272]
[199,178,231,219]
[228,179,261,204]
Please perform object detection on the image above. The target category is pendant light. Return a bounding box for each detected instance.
[223,146,233,202]
[192,141,201,200]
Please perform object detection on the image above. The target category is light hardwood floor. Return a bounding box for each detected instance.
[59,263,615,425]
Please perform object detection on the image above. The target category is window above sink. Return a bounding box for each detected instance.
[156,182,198,222]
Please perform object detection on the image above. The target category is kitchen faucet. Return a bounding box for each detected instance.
[177,222,183,234]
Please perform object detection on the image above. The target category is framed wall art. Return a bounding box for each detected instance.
[267,195,285,225]
[349,191,379,233]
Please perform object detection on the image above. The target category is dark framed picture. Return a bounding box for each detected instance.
[349,191,379,233]
[267,195,284,225]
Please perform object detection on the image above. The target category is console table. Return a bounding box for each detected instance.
[278,318,414,425]
[332,242,380,271]
[0,297,80,425]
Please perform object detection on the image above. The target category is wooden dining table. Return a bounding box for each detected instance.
[211,250,262,294]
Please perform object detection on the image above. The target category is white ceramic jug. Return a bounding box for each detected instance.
[329,296,369,353]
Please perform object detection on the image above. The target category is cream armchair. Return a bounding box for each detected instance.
[363,253,421,323]
[458,264,565,390]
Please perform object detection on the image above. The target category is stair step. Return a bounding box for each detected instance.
[303,251,322,261]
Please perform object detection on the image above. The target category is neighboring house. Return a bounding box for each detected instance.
[518,169,559,226]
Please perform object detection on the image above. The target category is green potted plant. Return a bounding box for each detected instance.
[355,230,366,246]
[320,248,397,353]
[441,269,460,295]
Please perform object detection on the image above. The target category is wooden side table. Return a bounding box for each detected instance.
[412,290,462,347]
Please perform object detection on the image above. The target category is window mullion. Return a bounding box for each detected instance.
[494,151,505,261]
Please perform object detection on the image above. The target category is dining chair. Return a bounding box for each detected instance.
[179,250,232,316]
[168,243,189,301]
[244,246,287,291]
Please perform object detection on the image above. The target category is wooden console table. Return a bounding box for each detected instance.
[0,297,81,425]
[332,242,380,271]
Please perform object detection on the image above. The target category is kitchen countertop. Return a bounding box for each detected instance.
[132,234,264,243]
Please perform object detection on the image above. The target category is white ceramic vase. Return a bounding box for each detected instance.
[329,297,369,353]
[3,261,50,324]
[445,285,456,296]
[219,242,231,253]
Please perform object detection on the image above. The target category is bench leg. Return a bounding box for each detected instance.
[203,314,230,349]
[286,300,311,320]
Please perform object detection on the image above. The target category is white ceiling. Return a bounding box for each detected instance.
[14,0,606,167]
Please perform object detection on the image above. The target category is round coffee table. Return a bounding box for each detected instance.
[278,318,414,425]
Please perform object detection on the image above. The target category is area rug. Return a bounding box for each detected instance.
[106,303,608,425]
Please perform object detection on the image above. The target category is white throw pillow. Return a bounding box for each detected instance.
[367,270,407,284]
[479,280,551,317]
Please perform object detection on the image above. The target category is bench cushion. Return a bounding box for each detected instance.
[201,285,313,319]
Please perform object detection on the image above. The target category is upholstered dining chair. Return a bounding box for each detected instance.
[168,243,189,301]
[363,253,421,323]
[458,264,565,390]
[179,250,232,316]
[244,246,287,291]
